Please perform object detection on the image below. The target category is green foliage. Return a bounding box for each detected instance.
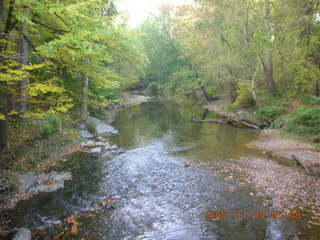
[207,85,219,97]
[285,107,320,135]
[232,83,256,109]
[257,106,284,122]
[271,115,288,129]
[310,96,320,105]
[147,82,160,93]
[42,114,62,138]
[313,135,320,144]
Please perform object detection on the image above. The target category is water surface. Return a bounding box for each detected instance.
[4,100,302,239]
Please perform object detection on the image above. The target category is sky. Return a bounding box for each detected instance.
[116,0,192,28]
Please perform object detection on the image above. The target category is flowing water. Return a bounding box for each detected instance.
[3,100,307,239]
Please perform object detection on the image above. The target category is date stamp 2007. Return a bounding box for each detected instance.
[205,209,302,221]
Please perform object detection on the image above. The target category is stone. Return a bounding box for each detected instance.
[20,171,72,193]
[88,117,118,137]
[13,228,31,240]
[110,145,118,150]
[90,147,102,154]
[19,173,37,193]
[32,181,64,193]
[80,129,93,139]
[265,221,283,240]
[94,141,108,147]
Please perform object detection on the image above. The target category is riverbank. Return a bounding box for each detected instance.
[202,101,320,229]
[204,100,320,170]
[0,95,152,214]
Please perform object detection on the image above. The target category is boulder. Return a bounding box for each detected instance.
[19,173,37,192]
[87,117,118,137]
[19,171,72,193]
[13,228,31,240]
[80,129,93,139]
[90,147,103,154]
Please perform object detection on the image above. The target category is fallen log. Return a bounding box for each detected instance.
[191,115,261,129]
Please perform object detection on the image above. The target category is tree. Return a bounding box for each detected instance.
[0,0,145,150]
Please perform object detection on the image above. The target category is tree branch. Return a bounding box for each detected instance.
[32,19,69,33]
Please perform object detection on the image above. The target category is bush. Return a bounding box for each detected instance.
[257,106,284,122]
[207,85,219,97]
[271,115,288,129]
[313,135,320,143]
[42,114,62,138]
[147,82,159,93]
[232,82,256,109]
[285,106,320,135]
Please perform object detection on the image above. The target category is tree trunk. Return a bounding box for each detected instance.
[0,0,4,24]
[316,81,320,97]
[18,8,30,113]
[200,84,210,102]
[0,120,9,150]
[263,52,276,93]
[229,79,238,103]
[263,0,277,94]
[81,76,89,123]
[0,0,15,150]
[0,82,9,150]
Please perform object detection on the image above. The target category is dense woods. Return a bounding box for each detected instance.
[1,0,319,151]
[138,0,320,144]
[0,0,145,150]
[140,0,320,100]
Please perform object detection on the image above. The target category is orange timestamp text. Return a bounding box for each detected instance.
[205,209,302,221]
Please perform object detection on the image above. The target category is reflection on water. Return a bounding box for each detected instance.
[4,100,304,239]
[111,101,259,161]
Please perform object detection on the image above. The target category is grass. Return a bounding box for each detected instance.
[222,94,320,150]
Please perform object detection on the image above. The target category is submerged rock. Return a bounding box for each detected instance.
[13,228,31,240]
[87,117,118,137]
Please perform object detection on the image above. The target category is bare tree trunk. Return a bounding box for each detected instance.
[316,81,320,97]
[0,0,4,24]
[200,84,210,102]
[81,76,89,123]
[18,8,30,113]
[263,52,276,93]
[0,83,9,150]
[263,0,277,94]
[0,0,15,150]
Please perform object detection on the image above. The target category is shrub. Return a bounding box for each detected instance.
[147,82,159,93]
[313,135,320,143]
[271,115,288,129]
[310,96,320,105]
[285,106,320,135]
[207,85,219,97]
[257,106,284,122]
[232,82,256,109]
[42,114,62,138]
